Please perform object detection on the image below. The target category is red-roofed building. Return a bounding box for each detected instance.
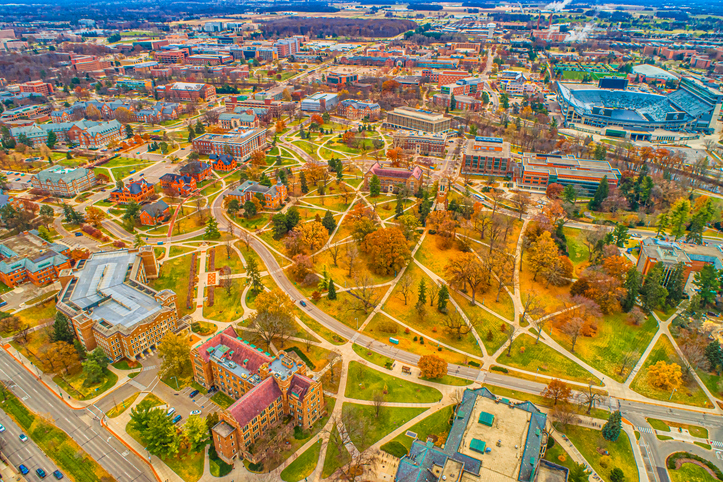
[363,162,424,194]
[191,326,326,465]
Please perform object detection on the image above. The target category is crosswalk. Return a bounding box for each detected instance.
[142,364,157,371]
[711,440,723,449]
[636,426,654,434]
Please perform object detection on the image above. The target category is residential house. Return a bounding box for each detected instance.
[209,154,237,172]
[179,161,212,182]
[140,200,171,226]
[110,178,155,204]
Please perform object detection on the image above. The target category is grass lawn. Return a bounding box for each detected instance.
[563,227,591,276]
[314,288,388,332]
[203,285,244,323]
[296,308,346,345]
[630,336,712,408]
[284,341,334,370]
[549,312,659,382]
[419,374,471,386]
[111,360,139,370]
[211,391,236,409]
[519,258,569,313]
[303,194,352,213]
[169,245,196,258]
[1,392,115,482]
[483,384,611,420]
[450,290,512,354]
[12,299,57,333]
[383,263,484,358]
[191,320,217,336]
[104,157,151,168]
[668,462,719,482]
[111,162,153,181]
[106,393,140,418]
[647,418,709,438]
[497,333,601,385]
[313,248,395,288]
[53,368,118,401]
[322,426,351,478]
[280,440,321,482]
[544,438,577,472]
[151,253,197,317]
[126,425,204,482]
[341,402,428,452]
[384,405,454,454]
[364,313,475,366]
[345,361,442,403]
[231,213,270,231]
[696,369,723,400]
[353,343,394,368]
[565,425,639,482]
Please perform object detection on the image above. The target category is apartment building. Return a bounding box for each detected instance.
[30,166,97,197]
[110,178,155,204]
[18,80,54,96]
[337,99,380,120]
[514,153,621,194]
[300,92,339,112]
[364,162,424,193]
[56,248,189,361]
[139,200,171,226]
[0,231,71,287]
[463,137,513,177]
[384,107,451,134]
[192,326,325,464]
[393,131,447,156]
[155,49,188,64]
[274,37,300,58]
[11,120,122,149]
[192,128,268,163]
[0,104,52,123]
[156,82,216,102]
[225,180,288,209]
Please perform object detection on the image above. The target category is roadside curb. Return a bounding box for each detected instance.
[101,417,163,482]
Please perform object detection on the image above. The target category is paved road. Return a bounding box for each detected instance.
[0,410,60,478]
[0,350,156,482]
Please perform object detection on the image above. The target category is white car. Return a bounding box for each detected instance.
[190,410,201,416]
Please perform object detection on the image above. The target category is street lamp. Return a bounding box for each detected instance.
[669,388,677,401]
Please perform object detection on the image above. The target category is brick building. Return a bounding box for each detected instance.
[139,200,171,226]
[337,99,381,120]
[56,248,189,361]
[155,49,188,64]
[210,154,237,172]
[31,166,97,197]
[159,174,197,197]
[179,161,212,182]
[192,128,267,163]
[156,82,216,102]
[433,93,481,111]
[224,180,287,209]
[192,326,325,464]
[218,111,259,129]
[363,162,424,194]
[514,153,620,195]
[462,137,512,177]
[18,80,53,96]
[393,132,447,156]
[0,231,71,287]
[637,238,723,285]
[11,120,122,149]
[110,178,155,204]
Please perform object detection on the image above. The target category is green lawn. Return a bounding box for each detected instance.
[126,425,204,482]
[384,405,454,454]
[419,374,471,386]
[1,392,114,481]
[211,391,236,409]
[353,343,394,368]
[53,368,118,401]
[647,418,709,438]
[322,425,351,478]
[106,393,140,418]
[550,312,659,382]
[296,308,347,345]
[497,333,600,384]
[270,397,335,471]
[203,285,244,323]
[280,440,321,482]
[151,253,197,316]
[341,403,427,452]
[169,245,196,257]
[630,336,712,408]
[12,298,57,333]
[345,361,442,403]
[669,462,718,482]
[450,290,512,354]
[565,425,639,482]
[544,438,577,472]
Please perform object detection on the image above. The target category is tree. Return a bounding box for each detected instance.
[322,210,337,234]
[246,257,263,294]
[125,124,134,139]
[527,231,559,281]
[85,206,105,227]
[669,198,691,241]
[579,384,602,415]
[542,379,571,406]
[568,463,591,482]
[562,184,578,204]
[158,332,191,378]
[81,348,108,385]
[362,227,411,275]
[397,214,420,241]
[589,176,609,211]
[561,316,586,353]
[55,342,79,375]
[205,217,220,239]
[145,409,182,457]
[694,264,720,306]
[184,415,209,451]
[328,278,337,300]
[437,284,449,313]
[647,360,682,391]
[53,311,74,343]
[418,355,447,379]
[397,273,414,306]
[294,221,329,255]
[610,468,625,482]
[640,264,668,313]
[369,174,381,196]
[243,199,257,218]
[611,224,629,247]
[46,130,57,148]
[418,278,427,306]
[602,410,622,442]
[546,183,564,199]
[372,390,386,418]
[622,267,642,312]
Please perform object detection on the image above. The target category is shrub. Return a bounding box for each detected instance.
[247,461,263,472]
[378,320,398,334]
[469,361,480,367]
[491,366,509,374]
[404,327,410,334]
[413,336,418,342]
[381,441,408,458]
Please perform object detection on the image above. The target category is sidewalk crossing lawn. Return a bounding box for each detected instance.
[272,397,336,471]
[341,403,428,452]
[126,425,204,482]
[345,361,442,403]
[497,333,601,385]
[383,405,455,454]
[322,426,351,478]
[669,462,719,482]
[450,290,512,354]
[549,312,659,382]
[565,425,639,482]
[630,336,713,408]
[543,438,577,472]
[280,439,321,482]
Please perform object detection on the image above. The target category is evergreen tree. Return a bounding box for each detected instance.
[46,130,57,148]
[694,264,720,305]
[437,284,449,312]
[665,262,686,308]
[285,208,300,231]
[588,176,609,211]
[418,278,427,305]
[271,213,288,238]
[74,339,87,359]
[246,258,263,294]
[328,278,337,300]
[395,194,404,218]
[205,217,220,239]
[369,174,381,197]
[622,267,641,312]
[322,210,336,234]
[300,172,309,194]
[640,264,668,313]
[602,411,622,442]
[125,124,133,139]
[194,120,205,134]
[53,312,74,343]
[705,340,723,375]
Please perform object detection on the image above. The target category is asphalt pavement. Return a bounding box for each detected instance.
[0,350,156,482]
[0,410,60,479]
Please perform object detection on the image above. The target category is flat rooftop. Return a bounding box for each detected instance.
[0,232,64,263]
[67,250,162,328]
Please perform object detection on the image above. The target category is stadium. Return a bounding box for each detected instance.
[556,77,722,141]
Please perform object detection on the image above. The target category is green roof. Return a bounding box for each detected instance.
[478,411,495,427]
[470,439,486,454]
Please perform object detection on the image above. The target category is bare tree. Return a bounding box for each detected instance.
[505,324,519,356]
[224,240,233,260]
[250,312,294,350]
[578,384,602,415]
[512,192,531,220]
[240,229,252,250]
[521,293,545,327]
[345,244,360,278]
[396,272,414,306]
[618,350,640,378]
[443,310,471,340]
[582,226,608,261]
[347,272,381,315]
[561,316,585,352]
[325,413,380,482]
[372,390,386,418]
[328,242,342,266]
[428,281,440,308]
[551,403,580,431]
[13,323,30,345]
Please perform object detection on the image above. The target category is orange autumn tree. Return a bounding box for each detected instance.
[419,355,447,379]
[361,226,410,275]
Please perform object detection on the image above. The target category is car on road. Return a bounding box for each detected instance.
[36,468,47,478]
[630,233,641,238]
[300,301,307,307]
[19,465,29,475]
[190,410,201,416]
[189,390,199,398]
[171,414,182,424]
[0,423,5,432]
[52,470,64,479]
[19,433,28,442]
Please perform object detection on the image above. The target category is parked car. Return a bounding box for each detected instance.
[36,468,47,479]
[18,465,29,475]
[52,470,64,480]
[19,433,28,442]
[189,390,199,398]
[190,410,201,416]
[171,414,182,424]
[166,407,176,417]
[0,423,5,432]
